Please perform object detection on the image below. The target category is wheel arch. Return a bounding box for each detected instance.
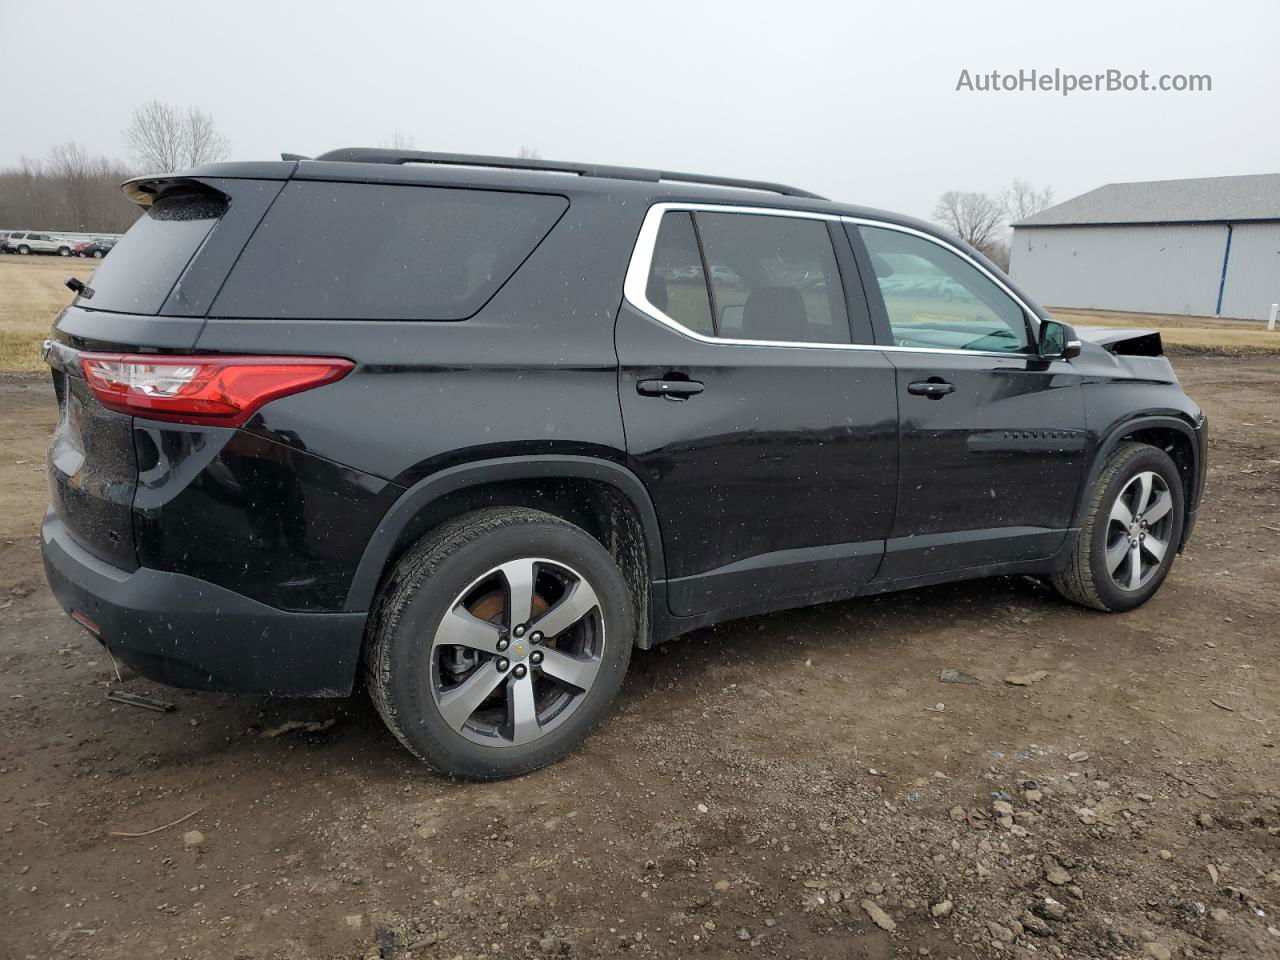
[344,456,665,643]
[1076,415,1200,549]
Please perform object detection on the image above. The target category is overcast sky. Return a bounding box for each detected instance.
[2,0,1276,220]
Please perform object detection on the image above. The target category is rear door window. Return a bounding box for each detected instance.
[82,192,227,314]
[211,182,568,320]
[695,212,851,344]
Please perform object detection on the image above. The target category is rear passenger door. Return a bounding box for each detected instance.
[616,205,898,618]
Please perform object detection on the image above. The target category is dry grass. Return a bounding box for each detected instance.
[0,256,89,373]
[1050,306,1280,355]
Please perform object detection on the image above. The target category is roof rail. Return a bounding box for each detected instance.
[309,148,826,200]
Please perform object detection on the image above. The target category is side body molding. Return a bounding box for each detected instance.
[343,455,666,612]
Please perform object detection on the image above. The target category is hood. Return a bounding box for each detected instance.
[1072,325,1163,357]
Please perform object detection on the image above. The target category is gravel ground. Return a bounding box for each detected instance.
[1,354,1278,960]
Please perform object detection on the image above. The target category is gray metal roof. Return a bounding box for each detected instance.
[1012,173,1280,227]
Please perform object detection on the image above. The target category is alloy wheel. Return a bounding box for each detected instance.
[1105,470,1173,591]
[429,557,604,747]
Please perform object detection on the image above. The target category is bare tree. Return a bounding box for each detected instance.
[1001,179,1054,223]
[124,99,230,173]
[183,107,230,168]
[381,130,417,150]
[933,190,1005,252]
[517,146,541,159]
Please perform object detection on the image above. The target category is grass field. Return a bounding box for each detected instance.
[1,257,1277,373]
[1050,306,1280,354]
[0,256,91,373]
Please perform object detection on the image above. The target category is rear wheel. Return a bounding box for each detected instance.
[58,246,71,256]
[92,250,104,258]
[364,507,634,779]
[17,245,30,255]
[1052,442,1184,611]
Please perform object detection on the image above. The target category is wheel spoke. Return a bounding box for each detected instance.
[1105,537,1129,574]
[498,559,537,628]
[532,579,600,640]
[1127,543,1143,590]
[1142,533,1168,563]
[1109,497,1133,528]
[537,646,601,691]
[1133,473,1154,516]
[507,672,541,745]
[1143,491,1172,523]
[437,663,506,731]
[433,606,503,654]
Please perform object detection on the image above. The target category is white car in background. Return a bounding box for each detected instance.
[3,232,76,256]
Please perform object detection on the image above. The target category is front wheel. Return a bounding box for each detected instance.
[17,245,30,255]
[58,247,71,256]
[364,507,635,779]
[1052,441,1185,611]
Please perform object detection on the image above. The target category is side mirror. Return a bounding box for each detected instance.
[1038,318,1081,360]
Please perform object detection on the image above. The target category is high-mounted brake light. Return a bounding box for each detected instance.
[79,354,354,427]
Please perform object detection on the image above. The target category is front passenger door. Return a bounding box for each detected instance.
[851,223,1087,580]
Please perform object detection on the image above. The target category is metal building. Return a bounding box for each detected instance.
[1009,173,1280,321]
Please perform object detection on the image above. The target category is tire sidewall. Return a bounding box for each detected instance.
[379,520,634,779]
[1088,446,1185,611]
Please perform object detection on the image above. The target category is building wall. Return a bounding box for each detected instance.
[1218,222,1280,321]
[1009,223,1228,318]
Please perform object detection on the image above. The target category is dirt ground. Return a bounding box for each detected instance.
[1,355,1278,960]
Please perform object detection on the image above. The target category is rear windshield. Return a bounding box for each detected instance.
[82,193,225,314]
[210,182,568,321]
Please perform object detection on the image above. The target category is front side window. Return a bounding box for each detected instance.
[857,225,1030,353]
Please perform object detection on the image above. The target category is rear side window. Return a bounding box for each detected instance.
[646,212,715,336]
[211,182,568,320]
[83,193,226,314]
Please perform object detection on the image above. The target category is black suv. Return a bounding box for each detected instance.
[41,149,1207,779]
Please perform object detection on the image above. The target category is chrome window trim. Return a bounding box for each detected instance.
[622,201,1044,359]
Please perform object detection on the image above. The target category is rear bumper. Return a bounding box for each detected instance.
[41,511,366,696]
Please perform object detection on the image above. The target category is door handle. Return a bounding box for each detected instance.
[637,378,705,399]
[907,379,955,399]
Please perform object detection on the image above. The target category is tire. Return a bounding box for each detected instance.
[58,247,71,257]
[17,245,30,255]
[364,507,635,779]
[1052,441,1185,612]
[92,250,104,258]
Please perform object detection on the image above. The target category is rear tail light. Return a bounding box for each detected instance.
[79,354,354,427]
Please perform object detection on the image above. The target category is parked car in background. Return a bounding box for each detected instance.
[74,238,117,258]
[4,232,75,256]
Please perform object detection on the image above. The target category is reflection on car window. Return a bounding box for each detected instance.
[858,226,1029,353]
[696,212,849,344]
[646,212,714,336]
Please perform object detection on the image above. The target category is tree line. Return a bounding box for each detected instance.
[0,100,231,234]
